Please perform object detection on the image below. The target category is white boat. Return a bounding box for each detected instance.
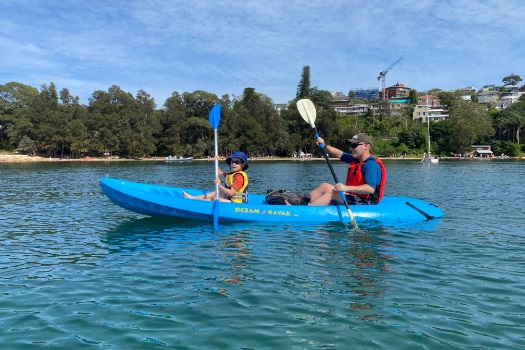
[422,155,439,164]
[165,156,193,162]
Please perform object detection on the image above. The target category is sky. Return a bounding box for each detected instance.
[1,0,525,107]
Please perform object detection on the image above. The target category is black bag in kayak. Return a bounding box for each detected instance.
[265,189,310,205]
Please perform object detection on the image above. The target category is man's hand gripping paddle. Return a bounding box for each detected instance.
[297,98,359,230]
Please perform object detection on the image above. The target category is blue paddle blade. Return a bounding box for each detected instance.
[209,104,221,129]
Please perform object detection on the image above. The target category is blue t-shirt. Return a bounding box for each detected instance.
[340,153,381,190]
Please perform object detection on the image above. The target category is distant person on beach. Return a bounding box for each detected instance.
[308,133,386,205]
[182,150,249,203]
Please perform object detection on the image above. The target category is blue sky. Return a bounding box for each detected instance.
[1,0,524,106]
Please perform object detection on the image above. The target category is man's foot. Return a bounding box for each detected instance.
[182,191,193,199]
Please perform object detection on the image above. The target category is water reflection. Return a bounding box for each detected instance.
[218,231,251,285]
[103,217,398,323]
[345,228,393,321]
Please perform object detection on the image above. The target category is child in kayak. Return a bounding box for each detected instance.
[182,150,249,203]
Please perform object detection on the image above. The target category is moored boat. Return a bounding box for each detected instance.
[99,177,444,226]
[165,156,193,162]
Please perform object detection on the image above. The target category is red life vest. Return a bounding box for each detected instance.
[345,157,386,203]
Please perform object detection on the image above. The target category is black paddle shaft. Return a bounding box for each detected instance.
[313,126,358,229]
[314,127,341,184]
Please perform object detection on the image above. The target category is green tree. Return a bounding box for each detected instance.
[217,94,240,155]
[348,91,356,104]
[429,118,452,155]
[182,90,220,119]
[296,66,311,98]
[158,92,188,156]
[228,87,285,156]
[447,98,494,153]
[313,106,340,152]
[428,88,442,97]
[502,73,522,86]
[495,100,525,144]
[183,117,212,158]
[408,89,418,105]
[87,85,155,158]
[51,87,87,158]
[311,89,333,109]
[17,135,37,154]
[398,127,426,149]
[281,101,315,155]
[127,89,159,158]
[507,101,525,145]
[26,82,62,156]
[87,89,121,155]
[0,82,39,147]
[437,90,462,107]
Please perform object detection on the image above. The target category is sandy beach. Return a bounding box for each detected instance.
[0,154,313,163]
[2,153,521,163]
[0,154,349,163]
[0,153,164,163]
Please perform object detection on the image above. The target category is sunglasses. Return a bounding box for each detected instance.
[230,159,244,165]
[349,143,364,149]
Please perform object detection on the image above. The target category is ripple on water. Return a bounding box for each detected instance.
[1,161,525,348]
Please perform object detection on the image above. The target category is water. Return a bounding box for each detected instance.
[1,159,524,349]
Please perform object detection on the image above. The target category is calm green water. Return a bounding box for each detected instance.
[1,159,524,349]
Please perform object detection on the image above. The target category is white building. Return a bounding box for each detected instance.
[413,95,449,123]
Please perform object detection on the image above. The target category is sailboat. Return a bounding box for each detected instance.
[422,94,439,164]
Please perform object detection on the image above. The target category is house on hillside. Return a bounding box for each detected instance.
[496,85,523,109]
[476,85,499,104]
[384,83,410,100]
[413,95,449,123]
[331,92,373,116]
[274,103,288,114]
[348,87,379,100]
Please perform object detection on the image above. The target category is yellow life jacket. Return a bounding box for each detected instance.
[224,171,249,203]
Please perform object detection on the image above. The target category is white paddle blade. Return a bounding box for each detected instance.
[297,99,316,128]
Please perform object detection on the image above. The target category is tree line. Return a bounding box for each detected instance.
[1,69,524,159]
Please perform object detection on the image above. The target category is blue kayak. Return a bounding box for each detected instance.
[99,177,444,225]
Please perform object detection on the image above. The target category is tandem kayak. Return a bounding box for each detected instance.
[99,177,444,225]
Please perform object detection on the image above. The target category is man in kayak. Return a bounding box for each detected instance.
[182,150,249,203]
[308,133,386,205]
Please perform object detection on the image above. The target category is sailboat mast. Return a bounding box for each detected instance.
[427,93,431,156]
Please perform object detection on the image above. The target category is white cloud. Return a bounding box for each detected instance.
[1,0,524,104]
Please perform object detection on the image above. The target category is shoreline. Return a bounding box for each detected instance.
[1,153,522,163]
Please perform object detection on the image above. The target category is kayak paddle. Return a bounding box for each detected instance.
[208,104,221,230]
[296,98,359,230]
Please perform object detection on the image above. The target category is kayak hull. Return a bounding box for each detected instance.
[99,177,444,225]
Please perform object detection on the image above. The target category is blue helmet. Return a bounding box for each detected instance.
[226,150,249,170]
